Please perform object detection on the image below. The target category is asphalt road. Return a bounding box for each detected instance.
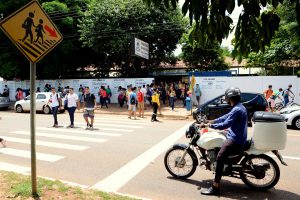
[0,111,299,200]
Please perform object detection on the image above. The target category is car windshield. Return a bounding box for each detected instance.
[211,96,227,105]
[26,95,31,100]
[241,93,258,102]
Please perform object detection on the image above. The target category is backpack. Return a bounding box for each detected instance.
[130,94,136,105]
[137,91,144,102]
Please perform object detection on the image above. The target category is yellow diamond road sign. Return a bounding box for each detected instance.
[0,0,63,63]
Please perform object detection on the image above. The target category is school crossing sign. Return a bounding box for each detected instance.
[0,0,63,63]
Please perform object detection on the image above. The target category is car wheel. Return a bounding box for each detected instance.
[59,109,65,114]
[16,105,23,113]
[43,105,51,114]
[292,117,300,130]
[195,112,207,123]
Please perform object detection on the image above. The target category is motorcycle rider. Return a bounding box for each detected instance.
[200,87,248,196]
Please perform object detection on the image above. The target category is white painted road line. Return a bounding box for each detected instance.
[91,118,151,125]
[91,122,192,192]
[3,136,89,151]
[11,131,107,143]
[269,154,300,161]
[288,134,300,137]
[0,162,31,174]
[37,127,122,137]
[75,122,142,129]
[0,148,63,162]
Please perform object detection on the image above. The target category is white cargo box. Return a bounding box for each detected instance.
[252,112,287,151]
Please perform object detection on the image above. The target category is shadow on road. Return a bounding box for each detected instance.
[167,177,300,200]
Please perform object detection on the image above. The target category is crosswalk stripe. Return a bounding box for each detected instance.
[0,162,30,174]
[0,148,63,162]
[3,136,88,151]
[91,118,151,125]
[74,122,142,129]
[11,131,107,143]
[36,127,122,137]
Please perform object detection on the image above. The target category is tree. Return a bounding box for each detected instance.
[143,0,300,61]
[246,1,300,75]
[0,0,93,80]
[180,32,228,71]
[78,0,187,77]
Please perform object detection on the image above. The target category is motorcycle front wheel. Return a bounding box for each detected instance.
[164,146,197,179]
[240,154,280,190]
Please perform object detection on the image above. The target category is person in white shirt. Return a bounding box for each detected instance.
[48,87,61,127]
[141,85,147,101]
[66,88,80,128]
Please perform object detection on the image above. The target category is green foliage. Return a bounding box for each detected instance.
[143,0,300,61]
[180,32,228,71]
[247,1,300,73]
[79,0,187,77]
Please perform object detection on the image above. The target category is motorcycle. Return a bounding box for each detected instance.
[164,111,287,190]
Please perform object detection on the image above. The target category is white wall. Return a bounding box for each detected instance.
[0,78,154,103]
[192,76,299,105]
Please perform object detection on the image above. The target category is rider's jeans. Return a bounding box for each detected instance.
[215,139,242,183]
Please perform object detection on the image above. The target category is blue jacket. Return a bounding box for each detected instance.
[210,103,248,146]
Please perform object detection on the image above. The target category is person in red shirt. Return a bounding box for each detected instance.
[137,86,145,118]
[263,85,273,111]
[100,86,108,108]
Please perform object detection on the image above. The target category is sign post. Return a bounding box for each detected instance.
[30,62,37,195]
[0,0,63,196]
[190,74,196,115]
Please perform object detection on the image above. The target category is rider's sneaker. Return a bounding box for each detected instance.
[86,123,90,130]
[201,186,220,196]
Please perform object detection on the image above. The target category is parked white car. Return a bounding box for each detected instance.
[14,92,65,114]
[280,105,300,129]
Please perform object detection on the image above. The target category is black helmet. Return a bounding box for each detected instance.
[225,87,241,101]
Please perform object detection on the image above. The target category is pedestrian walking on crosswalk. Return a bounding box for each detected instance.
[83,87,96,130]
[0,138,6,147]
[48,87,62,127]
[66,88,80,128]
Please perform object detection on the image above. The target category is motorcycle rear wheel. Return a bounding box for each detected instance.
[164,146,197,179]
[240,154,280,190]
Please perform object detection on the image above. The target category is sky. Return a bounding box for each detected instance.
[174,0,242,55]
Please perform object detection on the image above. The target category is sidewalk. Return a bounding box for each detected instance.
[7,101,195,120]
[93,102,194,120]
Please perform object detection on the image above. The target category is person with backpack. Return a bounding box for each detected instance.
[137,86,145,118]
[283,84,294,106]
[267,88,283,112]
[151,88,160,122]
[48,87,62,127]
[128,87,137,120]
[83,87,96,130]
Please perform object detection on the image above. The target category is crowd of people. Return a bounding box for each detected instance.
[264,84,295,112]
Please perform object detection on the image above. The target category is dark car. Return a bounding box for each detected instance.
[0,93,10,110]
[193,93,267,125]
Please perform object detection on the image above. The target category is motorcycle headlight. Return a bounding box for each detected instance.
[185,123,199,138]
